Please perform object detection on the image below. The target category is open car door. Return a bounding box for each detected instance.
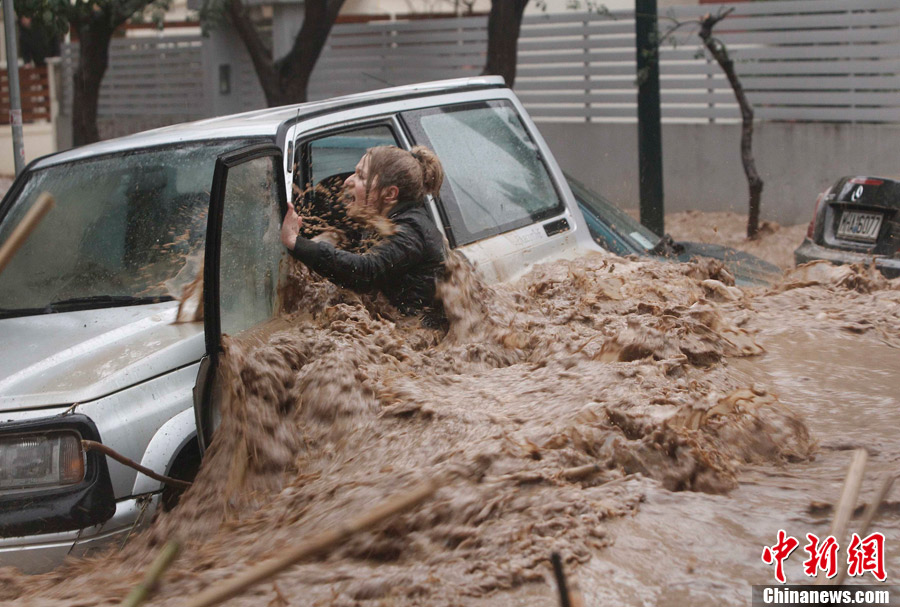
[194,143,287,452]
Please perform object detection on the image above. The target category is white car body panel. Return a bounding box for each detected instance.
[0,363,199,498]
[132,407,197,495]
[0,302,203,411]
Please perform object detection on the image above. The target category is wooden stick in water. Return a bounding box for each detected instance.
[0,192,54,275]
[83,440,192,490]
[560,463,604,481]
[828,449,868,543]
[121,540,181,607]
[551,552,571,607]
[854,474,896,540]
[181,476,443,607]
[833,473,895,586]
[819,448,867,585]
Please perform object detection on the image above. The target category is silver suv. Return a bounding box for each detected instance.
[0,77,598,572]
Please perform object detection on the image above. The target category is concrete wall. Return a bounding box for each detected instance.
[202,23,266,117]
[539,121,900,227]
[0,122,56,174]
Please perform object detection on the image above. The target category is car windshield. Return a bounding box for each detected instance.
[0,141,241,317]
[565,172,661,252]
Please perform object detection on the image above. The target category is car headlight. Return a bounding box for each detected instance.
[0,431,85,491]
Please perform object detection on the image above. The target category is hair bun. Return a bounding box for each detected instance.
[410,146,444,198]
[363,144,445,204]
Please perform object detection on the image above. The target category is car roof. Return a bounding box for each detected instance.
[34,76,506,169]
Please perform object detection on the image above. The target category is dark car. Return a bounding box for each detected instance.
[794,176,900,279]
[566,173,783,287]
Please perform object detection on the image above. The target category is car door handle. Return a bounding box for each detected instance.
[543,218,570,237]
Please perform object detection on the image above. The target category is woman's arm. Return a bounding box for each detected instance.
[283,206,426,291]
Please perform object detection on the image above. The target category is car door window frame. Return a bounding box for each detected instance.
[293,118,404,203]
[399,99,566,247]
[203,142,287,357]
[197,142,287,452]
[290,115,453,246]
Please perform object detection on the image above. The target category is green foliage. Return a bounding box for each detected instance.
[13,0,170,30]
[565,1,612,17]
[130,0,174,30]
[13,0,68,36]
[534,1,612,17]
[197,0,230,35]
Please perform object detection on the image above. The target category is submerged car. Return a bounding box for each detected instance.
[567,173,783,286]
[794,175,900,278]
[0,76,601,572]
[0,74,787,574]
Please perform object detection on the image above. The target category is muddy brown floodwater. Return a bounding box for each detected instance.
[1,250,898,607]
[663,211,809,271]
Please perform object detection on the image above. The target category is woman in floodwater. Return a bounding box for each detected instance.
[281,145,446,319]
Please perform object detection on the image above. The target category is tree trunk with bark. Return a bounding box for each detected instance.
[482,0,529,87]
[71,15,115,146]
[230,0,346,107]
[698,11,763,239]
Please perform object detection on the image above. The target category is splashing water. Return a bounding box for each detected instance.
[4,255,898,606]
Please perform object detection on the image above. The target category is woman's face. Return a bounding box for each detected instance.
[344,155,378,213]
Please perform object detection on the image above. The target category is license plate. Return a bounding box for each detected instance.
[837,210,882,241]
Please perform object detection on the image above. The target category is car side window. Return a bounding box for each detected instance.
[218,155,284,336]
[291,124,399,240]
[294,125,398,203]
[401,100,565,246]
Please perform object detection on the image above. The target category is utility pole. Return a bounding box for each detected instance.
[2,0,26,175]
[635,0,664,236]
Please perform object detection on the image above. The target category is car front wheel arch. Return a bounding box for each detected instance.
[161,436,201,511]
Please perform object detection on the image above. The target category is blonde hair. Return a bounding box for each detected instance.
[364,145,444,204]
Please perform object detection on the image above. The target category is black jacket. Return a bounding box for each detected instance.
[289,200,446,314]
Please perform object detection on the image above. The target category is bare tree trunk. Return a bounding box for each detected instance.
[276,0,345,104]
[482,0,529,87]
[229,0,346,107]
[227,0,280,105]
[699,11,763,240]
[72,17,114,146]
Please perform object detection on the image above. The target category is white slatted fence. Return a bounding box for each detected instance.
[308,16,488,100]
[60,0,900,128]
[517,0,900,122]
[61,36,209,118]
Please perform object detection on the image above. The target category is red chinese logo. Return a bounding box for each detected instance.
[847,532,886,582]
[763,530,888,583]
[803,533,840,579]
[762,529,800,583]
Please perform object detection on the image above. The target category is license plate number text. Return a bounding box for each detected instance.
[837,211,882,241]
